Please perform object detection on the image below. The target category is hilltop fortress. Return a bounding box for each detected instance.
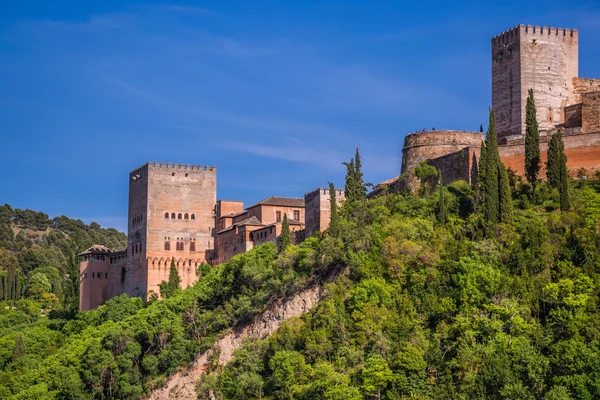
[80,24,600,310]
[400,24,600,188]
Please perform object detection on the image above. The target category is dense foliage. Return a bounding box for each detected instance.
[204,175,600,399]
[0,223,345,398]
[525,89,541,194]
[0,204,127,311]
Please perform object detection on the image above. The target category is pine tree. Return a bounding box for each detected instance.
[328,182,340,238]
[546,130,562,188]
[12,333,25,361]
[279,213,291,252]
[484,109,500,224]
[436,173,447,225]
[499,162,513,223]
[525,89,541,195]
[168,258,181,294]
[354,148,367,201]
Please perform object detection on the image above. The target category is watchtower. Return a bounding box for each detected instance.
[125,162,217,299]
[492,25,579,142]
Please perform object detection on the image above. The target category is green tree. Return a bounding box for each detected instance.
[27,272,51,300]
[280,213,291,253]
[437,173,447,225]
[343,158,357,202]
[499,162,513,223]
[354,148,367,201]
[484,109,500,224]
[328,182,340,238]
[478,140,488,192]
[12,333,25,361]
[556,132,571,211]
[525,88,541,195]
[269,350,310,399]
[160,259,181,298]
[546,130,562,188]
[362,354,394,400]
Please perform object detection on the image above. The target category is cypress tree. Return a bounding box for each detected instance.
[168,258,181,294]
[328,182,340,238]
[343,159,356,202]
[484,109,500,224]
[12,333,25,361]
[478,141,488,194]
[279,213,291,252]
[546,130,562,188]
[499,162,513,223]
[436,173,447,225]
[354,148,367,201]
[558,136,570,211]
[525,89,541,195]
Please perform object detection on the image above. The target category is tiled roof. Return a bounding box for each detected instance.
[217,216,265,234]
[247,196,305,209]
[78,245,113,256]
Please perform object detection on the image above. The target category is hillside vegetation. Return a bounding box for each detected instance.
[0,205,127,313]
[1,137,600,399]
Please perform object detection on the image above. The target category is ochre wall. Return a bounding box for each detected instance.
[499,132,600,176]
[304,188,345,237]
[79,255,109,311]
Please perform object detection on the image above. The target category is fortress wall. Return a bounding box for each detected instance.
[401,131,484,174]
[145,163,217,298]
[304,188,345,237]
[492,25,579,140]
[582,92,600,133]
[573,78,600,103]
[79,257,109,311]
[126,164,149,299]
[499,132,600,176]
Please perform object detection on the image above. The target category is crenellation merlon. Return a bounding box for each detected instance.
[144,162,217,172]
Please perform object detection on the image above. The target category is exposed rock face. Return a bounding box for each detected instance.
[147,267,347,400]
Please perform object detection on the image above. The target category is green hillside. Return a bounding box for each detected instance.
[0,146,599,399]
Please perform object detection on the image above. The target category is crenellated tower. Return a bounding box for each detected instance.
[126,162,217,300]
[492,24,579,142]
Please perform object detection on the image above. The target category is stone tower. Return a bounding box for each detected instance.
[492,25,579,142]
[125,162,216,300]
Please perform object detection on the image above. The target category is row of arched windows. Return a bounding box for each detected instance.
[132,214,144,225]
[164,237,196,251]
[164,212,196,220]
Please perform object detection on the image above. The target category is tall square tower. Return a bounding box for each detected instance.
[126,162,216,299]
[492,25,579,142]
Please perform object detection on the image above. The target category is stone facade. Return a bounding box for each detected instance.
[492,25,579,141]
[399,130,483,190]
[304,188,345,237]
[491,24,600,176]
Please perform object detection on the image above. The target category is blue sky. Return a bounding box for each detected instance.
[1,0,599,232]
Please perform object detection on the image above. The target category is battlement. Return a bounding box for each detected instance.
[149,162,216,171]
[403,130,483,149]
[304,188,345,197]
[492,24,577,45]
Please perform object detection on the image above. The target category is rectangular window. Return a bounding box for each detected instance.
[165,241,170,251]
[276,211,281,222]
[293,210,300,221]
[190,242,196,252]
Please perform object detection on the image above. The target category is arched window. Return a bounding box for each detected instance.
[178,213,182,219]
[171,213,176,219]
[190,242,196,252]
[191,214,195,220]
[165,212,169,218]
[164,241,170,251]
[184,213,189,219]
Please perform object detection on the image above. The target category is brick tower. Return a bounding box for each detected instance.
[492,25,579,142]
[125,162,216,300]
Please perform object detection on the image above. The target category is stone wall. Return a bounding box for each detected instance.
[79,255,109,311]
[304,188,345,237]
[582,92,600,133]
[492,25,579,141]
[401,130,484,176]
[573,78,600,102]
[499,132,600,176]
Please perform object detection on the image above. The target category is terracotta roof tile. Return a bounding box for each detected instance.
[247,196,305,209]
